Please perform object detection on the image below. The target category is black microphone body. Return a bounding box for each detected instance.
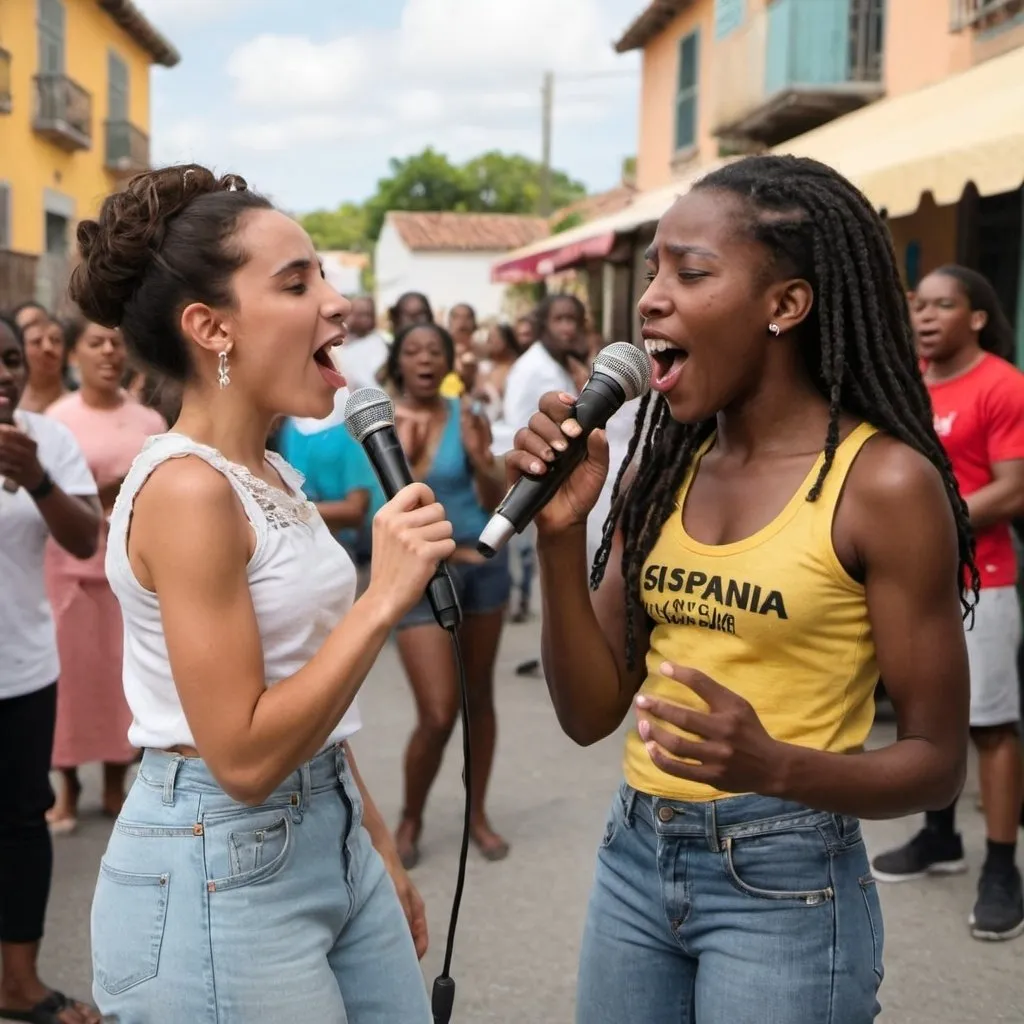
[358,422,462,632]
[477,342,651,558]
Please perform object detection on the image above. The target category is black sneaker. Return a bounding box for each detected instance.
[871,829,967,882]
[970,864,1024,941]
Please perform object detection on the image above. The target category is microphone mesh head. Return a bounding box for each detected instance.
[593,342,651,402]
[344,387,395,443]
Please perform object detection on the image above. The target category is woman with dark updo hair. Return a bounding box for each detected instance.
[71,164,458,1022]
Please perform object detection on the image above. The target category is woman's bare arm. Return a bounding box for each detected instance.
[538,524,649,746]
[132,457,452,804]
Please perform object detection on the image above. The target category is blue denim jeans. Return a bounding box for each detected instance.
[91,746,430,1023]
[576,783,884,1024]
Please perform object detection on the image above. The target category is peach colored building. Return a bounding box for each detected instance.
[495,0,1024,365]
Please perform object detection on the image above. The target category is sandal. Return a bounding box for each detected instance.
[0,989,99,1023]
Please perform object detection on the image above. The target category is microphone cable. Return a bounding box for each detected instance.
[431,625,470,1024]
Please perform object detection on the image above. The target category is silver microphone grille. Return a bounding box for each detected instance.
[592,342,651,402]
[344,387,395,444]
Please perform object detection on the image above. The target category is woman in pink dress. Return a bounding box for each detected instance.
[45,321,166,830]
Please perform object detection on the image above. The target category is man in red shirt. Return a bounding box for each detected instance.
[873,266,1024,942]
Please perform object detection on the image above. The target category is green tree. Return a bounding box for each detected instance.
[304,148,592,247]
[364,148,469,241]
[461,151,586,215]
[300,202,369,251]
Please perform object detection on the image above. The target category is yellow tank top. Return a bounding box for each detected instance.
[623,422,880,802]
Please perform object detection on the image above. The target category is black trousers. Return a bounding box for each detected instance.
[0,682,56,943]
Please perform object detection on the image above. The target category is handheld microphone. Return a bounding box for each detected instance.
[344,387,462,631]
[477,341,650,557]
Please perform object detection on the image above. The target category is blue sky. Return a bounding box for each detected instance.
[134,0,643,214]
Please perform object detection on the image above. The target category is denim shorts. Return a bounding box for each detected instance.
[576,782,884,1024]
[397,547,511,630]
[90,746,431,1023]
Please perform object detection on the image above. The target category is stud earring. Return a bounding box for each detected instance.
[217,350,231,389]
[768,322,781,337]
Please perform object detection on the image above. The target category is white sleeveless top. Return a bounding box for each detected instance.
[106,433,362,751]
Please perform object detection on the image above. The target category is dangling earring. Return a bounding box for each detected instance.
[768,322,781,337]
[217,350,231,389]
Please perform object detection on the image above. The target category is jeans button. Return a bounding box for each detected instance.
[657,806,675,823]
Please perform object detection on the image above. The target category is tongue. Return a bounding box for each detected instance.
[316,349,346,390]
[652,350,687,392]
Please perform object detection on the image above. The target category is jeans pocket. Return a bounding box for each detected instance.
[722,832,834,904]
[92,862,169,996]
[228,816,288,877]
[859,872,885,984]
[207,812,292,892]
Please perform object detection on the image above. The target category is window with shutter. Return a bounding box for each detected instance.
[674,31,700,153]
[108,51,128,122]
[37,0,65,75]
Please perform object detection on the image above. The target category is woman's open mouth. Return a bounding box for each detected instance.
[645,337,689,393]
[313,339,346,390]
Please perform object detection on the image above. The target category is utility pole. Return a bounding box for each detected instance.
[540,70,553,217]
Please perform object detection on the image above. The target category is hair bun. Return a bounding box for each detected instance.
[69,164,250,328]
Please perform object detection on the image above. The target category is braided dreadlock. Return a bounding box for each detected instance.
[590,155,979,668]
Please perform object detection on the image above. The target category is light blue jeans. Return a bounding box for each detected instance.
[91,746,430,1023]
[576,783,885,1024]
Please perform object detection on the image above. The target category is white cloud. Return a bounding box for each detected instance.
[229,114,387,152]
[221,0,632,156]
[397,0,621,82]
[227,35,367,108]
[135,0,252,27]
[142,0,641,211]
[388,89,446,125]
[152,118,211,165]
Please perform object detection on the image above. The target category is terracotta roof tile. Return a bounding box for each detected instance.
[388,211,550,252]
[551,184,638,225]
[98,1,180,67]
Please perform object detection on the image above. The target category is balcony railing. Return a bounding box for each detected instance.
[0,49,11,114]
[712,0,885,148]
[0,251,40,314]
[105,120,150,176]
[33,73,92,151]
[951,0,1024,30]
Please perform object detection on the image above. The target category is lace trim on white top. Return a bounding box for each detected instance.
[225,456,316,531]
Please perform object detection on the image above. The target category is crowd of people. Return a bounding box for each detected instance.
[0,154,1021,1022]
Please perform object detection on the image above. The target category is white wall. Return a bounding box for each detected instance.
[375,223,511,321]
[319,253,363,296]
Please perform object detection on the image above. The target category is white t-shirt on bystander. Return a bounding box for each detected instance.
[337,332,389,393]
[490,342,575,456]
[0,410,97,699]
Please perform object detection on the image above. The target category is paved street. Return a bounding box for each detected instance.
[39,618,1023,1023]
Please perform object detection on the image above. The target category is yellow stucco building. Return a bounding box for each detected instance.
[0,0,178,312]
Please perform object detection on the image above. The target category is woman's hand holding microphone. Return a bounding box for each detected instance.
[363,387,612,626]
[504,391,611,537]
[363,482,456,624]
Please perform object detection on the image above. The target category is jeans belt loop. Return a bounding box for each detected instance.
[162,754,182,806]
[622,785,638,828]
[706,800,721,853]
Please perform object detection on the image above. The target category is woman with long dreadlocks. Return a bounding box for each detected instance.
[507,155,972,1023]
